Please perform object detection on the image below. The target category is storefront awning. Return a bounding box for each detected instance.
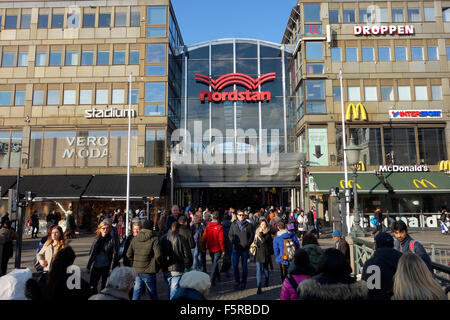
[0,176,19,197]
[383,172,450,193]
[81,175,165,199]
[309,172,388,194]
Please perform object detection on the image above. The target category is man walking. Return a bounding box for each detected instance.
[373,208,384,236]
[273,221,300,282]
[164,205,182,235]
[202,211,225,286]
[228,210,255,290]
[31,210,40,238]
[160,222,193,299]
[126,220,161,300]
[332,230,350,265]
[190,214,205,271]
[178,215,195,252]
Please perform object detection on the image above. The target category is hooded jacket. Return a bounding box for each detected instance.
[302,244,324,272]
[273,230,300,265]
[160,230,193,272]
[361,248,403,300]
[126,229,161,274]
[201,221,225,253]
[228,219,255,251]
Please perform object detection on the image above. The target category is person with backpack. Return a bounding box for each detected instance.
[273,221,300,282]
[392,220,432,272]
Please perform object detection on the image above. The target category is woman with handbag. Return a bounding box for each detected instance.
[253,218,273,294]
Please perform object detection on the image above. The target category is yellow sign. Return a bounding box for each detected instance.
[339,179,361,189]
[439,160,450,171]
[345,103,367,121]
[353,161,366,171]
[413,179,437,189]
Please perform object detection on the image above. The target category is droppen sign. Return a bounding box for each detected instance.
[195,72,275,103]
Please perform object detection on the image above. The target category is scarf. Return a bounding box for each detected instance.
[238,220,246,231]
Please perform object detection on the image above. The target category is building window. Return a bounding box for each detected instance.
[411,47,423,61]
[113,51,126,65]
[304,24,322,36]
[112,89,124,104]
[36,52,47,66]
[306,63,324,74]
[0,131,22,169]
[398,86,411,100]
[146,44,166,62]
[408,8,420,22]
[147,6,167,25]
[384,128,416,165]
[47,90,60,105]
[5,15,17,29]
[431,85,442,100]
[15,91,25,105]
[20,14,31,28]
[63,90,76,104]
[331,47,341,61]
[79,90,92,104]
[333,86,341,102]
[304,4,321,21]
[145,82,166,103]
[362,47,374,61]
[81,51,94,65]
[96,89,108,104]
[364,86,377,101]
[419,128,447,165]
[378,47,390,61]
[97,51,110,65]
[360,9,372,23]
[33,90,44,105]
[329,10,339,23]
[38,14,49,28]
[345,47,357,61]
[427,46,438,61]
[381,86,394,101]
[115,12,127,27]
[51,14,64,28]
[99,13,111,27]
[343,9,355,23]
[49,51,62,66]
[0,92,12,106]
[145,105,165,116]
[65,51,78,66]
[83,13,95,27]
[130,89,139,104]
[306,42,323,60]
[395,47,407,61]
[444,8,450,22]
[145,129,165,167]
[392,8,404,22]
[424,8,435,21]
[347,86,361,101]
[146,27,166,37]
[305,80,325,114]
[145,65,166,76]
[378,8,388,22]
[447,46,450,60]
[67,13,79,28]
[18,52,28,66]
[129,50,140,65]
[348,128,383,165]
[130,10,141,27]
[110,131,138,167]
[2,52,15,66]
[414,86,428,100]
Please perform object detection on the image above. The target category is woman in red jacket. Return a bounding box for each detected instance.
[201,211,225,286]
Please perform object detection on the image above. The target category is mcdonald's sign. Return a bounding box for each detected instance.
[353,161,366,171]
[339,179,361,189]
[345,103,368,121]
[439,160,450,171]
[413,179,437,189]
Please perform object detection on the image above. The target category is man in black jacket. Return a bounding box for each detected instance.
[228,210,255,290]
[160,222,193,300]
[362,232,402,300]
[178,215,195,250]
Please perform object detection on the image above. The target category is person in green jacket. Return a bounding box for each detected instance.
[288,231,323,274]
[126,220,161,300]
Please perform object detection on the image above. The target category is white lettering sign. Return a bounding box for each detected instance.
[378,165,429,173]
[63,136,109,159]
[85,107,136,119]
[354,25,414,36]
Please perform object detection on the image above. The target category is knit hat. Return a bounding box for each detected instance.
[374,232,394,249]
[332,230,341,237]
[179,271,211,294]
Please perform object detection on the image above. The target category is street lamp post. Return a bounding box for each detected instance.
[345,139,365,238]
[299,152,306,211]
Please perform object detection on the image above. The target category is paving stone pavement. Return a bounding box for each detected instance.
[7,228,450,300]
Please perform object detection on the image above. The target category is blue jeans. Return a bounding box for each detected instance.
[232,249,249,285]
[163,272,182,300]
[210,251,221,283]
[255,262,269,288]
[132,273,158,300]
[192,246,202,271]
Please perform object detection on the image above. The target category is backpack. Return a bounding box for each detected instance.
[282,237,296,262]
[408,240,415,253]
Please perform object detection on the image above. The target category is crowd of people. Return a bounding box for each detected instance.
[0,204,448,301]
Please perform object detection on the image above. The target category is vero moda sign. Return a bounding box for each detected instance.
[390,110,442,119]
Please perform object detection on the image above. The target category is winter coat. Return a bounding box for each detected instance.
[254,231,273,264]
[302,244,323,272]
[335,238,350,265]
[0,227,16,265]
[66,213,76,231]
[228,220,255,251]
[297,273,369,300]
[36,242,64,272]
[126,229,161,274]
[120,235,133,267]
[273,230,300,265]
[172,287,207,300]
[160,230,193,273]
[87,234,119,270]
[201,221,225,253]
[221,220,232,252]
[191,223,205,249]
[362,248,403,300]
[89,287,130,300]
[178,225,195,250]
[280,274,310,300]
[307,211,314,226]
[46,213,58,227]
[31,213,40,227]
[394,234,432,271]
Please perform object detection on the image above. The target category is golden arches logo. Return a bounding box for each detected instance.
[353,161,366,171]
[339,180,361,189]
[413,179,437,189]
[345,103,368,121]
[439,160,450,171]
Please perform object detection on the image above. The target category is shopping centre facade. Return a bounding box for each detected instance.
[0,0,449,230]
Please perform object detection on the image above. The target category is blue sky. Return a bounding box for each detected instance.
[171,0,297,46]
